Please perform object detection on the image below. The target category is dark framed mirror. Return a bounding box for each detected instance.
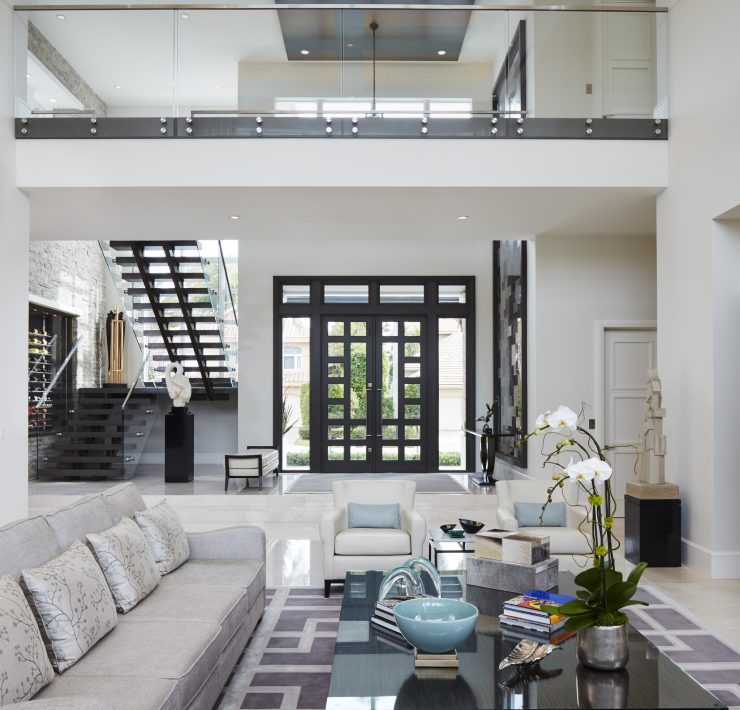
[493,241,527,467]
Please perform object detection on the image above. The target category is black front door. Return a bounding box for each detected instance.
[321,316,427,472]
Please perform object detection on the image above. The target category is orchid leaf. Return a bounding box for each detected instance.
[605,582,637,612]
[576,589,591,601]
[564,613,599,632]
[559,600,594,616]
[618,599,649,608]
[626,562,648,588]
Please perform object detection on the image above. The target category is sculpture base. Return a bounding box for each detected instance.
[626,480,679,499]
[625,494,681,567]
[165,408,194,483]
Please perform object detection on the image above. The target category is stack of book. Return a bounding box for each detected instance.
[498,589,577,645]
[371,596,416,648]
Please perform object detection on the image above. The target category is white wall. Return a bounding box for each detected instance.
[238,240,493,449]
[0,1,31,525]
[656,0,740,578]
[530,233,657,475]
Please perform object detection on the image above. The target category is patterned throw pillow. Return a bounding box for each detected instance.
[86,517,161,613]
[0,576,55,705]
[134,500,190,575]
[21,541,117,672]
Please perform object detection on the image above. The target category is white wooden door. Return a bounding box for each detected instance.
[604,328,657,515]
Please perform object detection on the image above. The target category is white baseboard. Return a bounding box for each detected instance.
[140,453,224,465]
[682,537,740,579]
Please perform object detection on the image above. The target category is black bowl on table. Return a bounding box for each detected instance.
[458,518,484,534]
[440,523,457,534]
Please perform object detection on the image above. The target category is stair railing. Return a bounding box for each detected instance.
[121,349,153,479]
[36,336,82,410]
[121,349,150,412]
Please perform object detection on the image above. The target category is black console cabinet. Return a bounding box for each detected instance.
[625,495,682,567]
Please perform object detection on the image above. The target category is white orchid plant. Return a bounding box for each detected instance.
[527,405,648,631]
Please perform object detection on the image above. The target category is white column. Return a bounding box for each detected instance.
[0,0,30,525]
[656,0,740,577]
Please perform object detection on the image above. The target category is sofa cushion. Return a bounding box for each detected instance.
[101,483,147,524]
[348,502,400,529]
[519,526,592,555]
[87,518,161,613]
[22,541,118,672]
[32,677,177,710]
[227,449,279,471]
[121,582,247,643]
[134,500,190,575]
[159,559,265,608]
[13,698,114,710]
[335,528,411,556]
[0,576,55,705]
[62,620,223,710]
[515,501,567,528]
[0,516,61,582]
[44,495,114,552]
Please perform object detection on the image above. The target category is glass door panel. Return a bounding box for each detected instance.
[375,316,427,472]
[321,317,374,472]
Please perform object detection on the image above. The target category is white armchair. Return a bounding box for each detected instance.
[496,479,592,555]
[320,480,426,597]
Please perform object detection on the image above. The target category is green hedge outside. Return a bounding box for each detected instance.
[285,450,463,468]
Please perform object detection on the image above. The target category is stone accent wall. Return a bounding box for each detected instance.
[28,23,107,117]
[29,241,107,389]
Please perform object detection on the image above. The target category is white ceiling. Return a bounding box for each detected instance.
[27,186,658,241]
[26,5,509,109]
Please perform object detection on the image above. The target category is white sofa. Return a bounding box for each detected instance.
[320,480,426,597]
[495,478,593,555]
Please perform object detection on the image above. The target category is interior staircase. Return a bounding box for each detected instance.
[107,241,234,400]
[35,386,157,480]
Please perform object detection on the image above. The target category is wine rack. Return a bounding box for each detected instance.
[28,321,53,432]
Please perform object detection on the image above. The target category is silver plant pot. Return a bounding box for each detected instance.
[577,625,629,671]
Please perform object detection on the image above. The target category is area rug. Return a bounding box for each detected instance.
[284,472,469,494]
[215,585,738,710]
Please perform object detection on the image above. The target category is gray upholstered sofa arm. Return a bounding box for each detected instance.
[187,525,266,562]
[17,699,114,709]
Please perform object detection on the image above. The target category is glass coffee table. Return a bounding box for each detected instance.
[427,528,477,566]
[326,570,725,710]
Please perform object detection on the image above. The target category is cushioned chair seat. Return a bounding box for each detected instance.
[159,559,265,608]
[120,582,248,643]
[334,528,411,556]
[519,526,593,555]
[32,676,177,710]
[62,620,222,710]
[226,450,279,471]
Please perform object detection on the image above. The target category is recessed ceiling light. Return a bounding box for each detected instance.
[346,43,354,48]
[213,84,220,89]
[180,13,189,19]
[56,14,65,20]
[300,49,310,55]
[114,84,121,89]
[26,73,31,79]
[229,215,240,221]
[457,215,468,220]
[437,50,447,56]
[49,97,57,103]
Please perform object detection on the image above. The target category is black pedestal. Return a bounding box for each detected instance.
[165,408,194,483]
[625,495,681,567]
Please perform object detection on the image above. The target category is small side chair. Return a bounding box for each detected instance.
[224,446,279,491]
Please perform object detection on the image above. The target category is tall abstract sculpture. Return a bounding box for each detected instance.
[106,308,125,384]
[165,362,192,408]
[637,370,666,485]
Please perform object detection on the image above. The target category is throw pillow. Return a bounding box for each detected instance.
[347,502,401,529]
[21,541,117,672]
[0,575,55,704]
[514,501,567,527]
[86,517,161,613]
[134,500,190,575]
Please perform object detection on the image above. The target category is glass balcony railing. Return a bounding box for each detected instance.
[14,4,669,139]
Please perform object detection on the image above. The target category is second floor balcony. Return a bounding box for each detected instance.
[14,2,668,141]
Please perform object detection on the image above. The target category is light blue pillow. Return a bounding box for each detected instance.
[514,501,567,528]
[347,502,400,529]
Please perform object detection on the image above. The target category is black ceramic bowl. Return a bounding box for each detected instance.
[440,524,457,534]
[458,518,484,534]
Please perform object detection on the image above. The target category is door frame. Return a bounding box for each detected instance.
[594,320,657,449]
[274,276,476,473]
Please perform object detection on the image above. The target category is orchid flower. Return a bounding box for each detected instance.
[566,458,594,482]
[534,411,550,430]
[547,405,578,431]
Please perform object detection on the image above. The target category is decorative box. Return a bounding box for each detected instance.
[466,555,559,594]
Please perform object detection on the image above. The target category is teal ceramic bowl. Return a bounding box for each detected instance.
[393,598,478,654]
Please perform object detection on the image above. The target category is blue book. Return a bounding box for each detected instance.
[524,590,576,606]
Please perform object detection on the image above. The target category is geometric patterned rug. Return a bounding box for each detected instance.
[214,585,739,710]
[215,588,341,710]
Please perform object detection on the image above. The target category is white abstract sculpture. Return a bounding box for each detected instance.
[165,362,192,408]
[638,369,667,485]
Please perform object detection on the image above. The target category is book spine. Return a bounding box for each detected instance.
[503,609,556,625]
